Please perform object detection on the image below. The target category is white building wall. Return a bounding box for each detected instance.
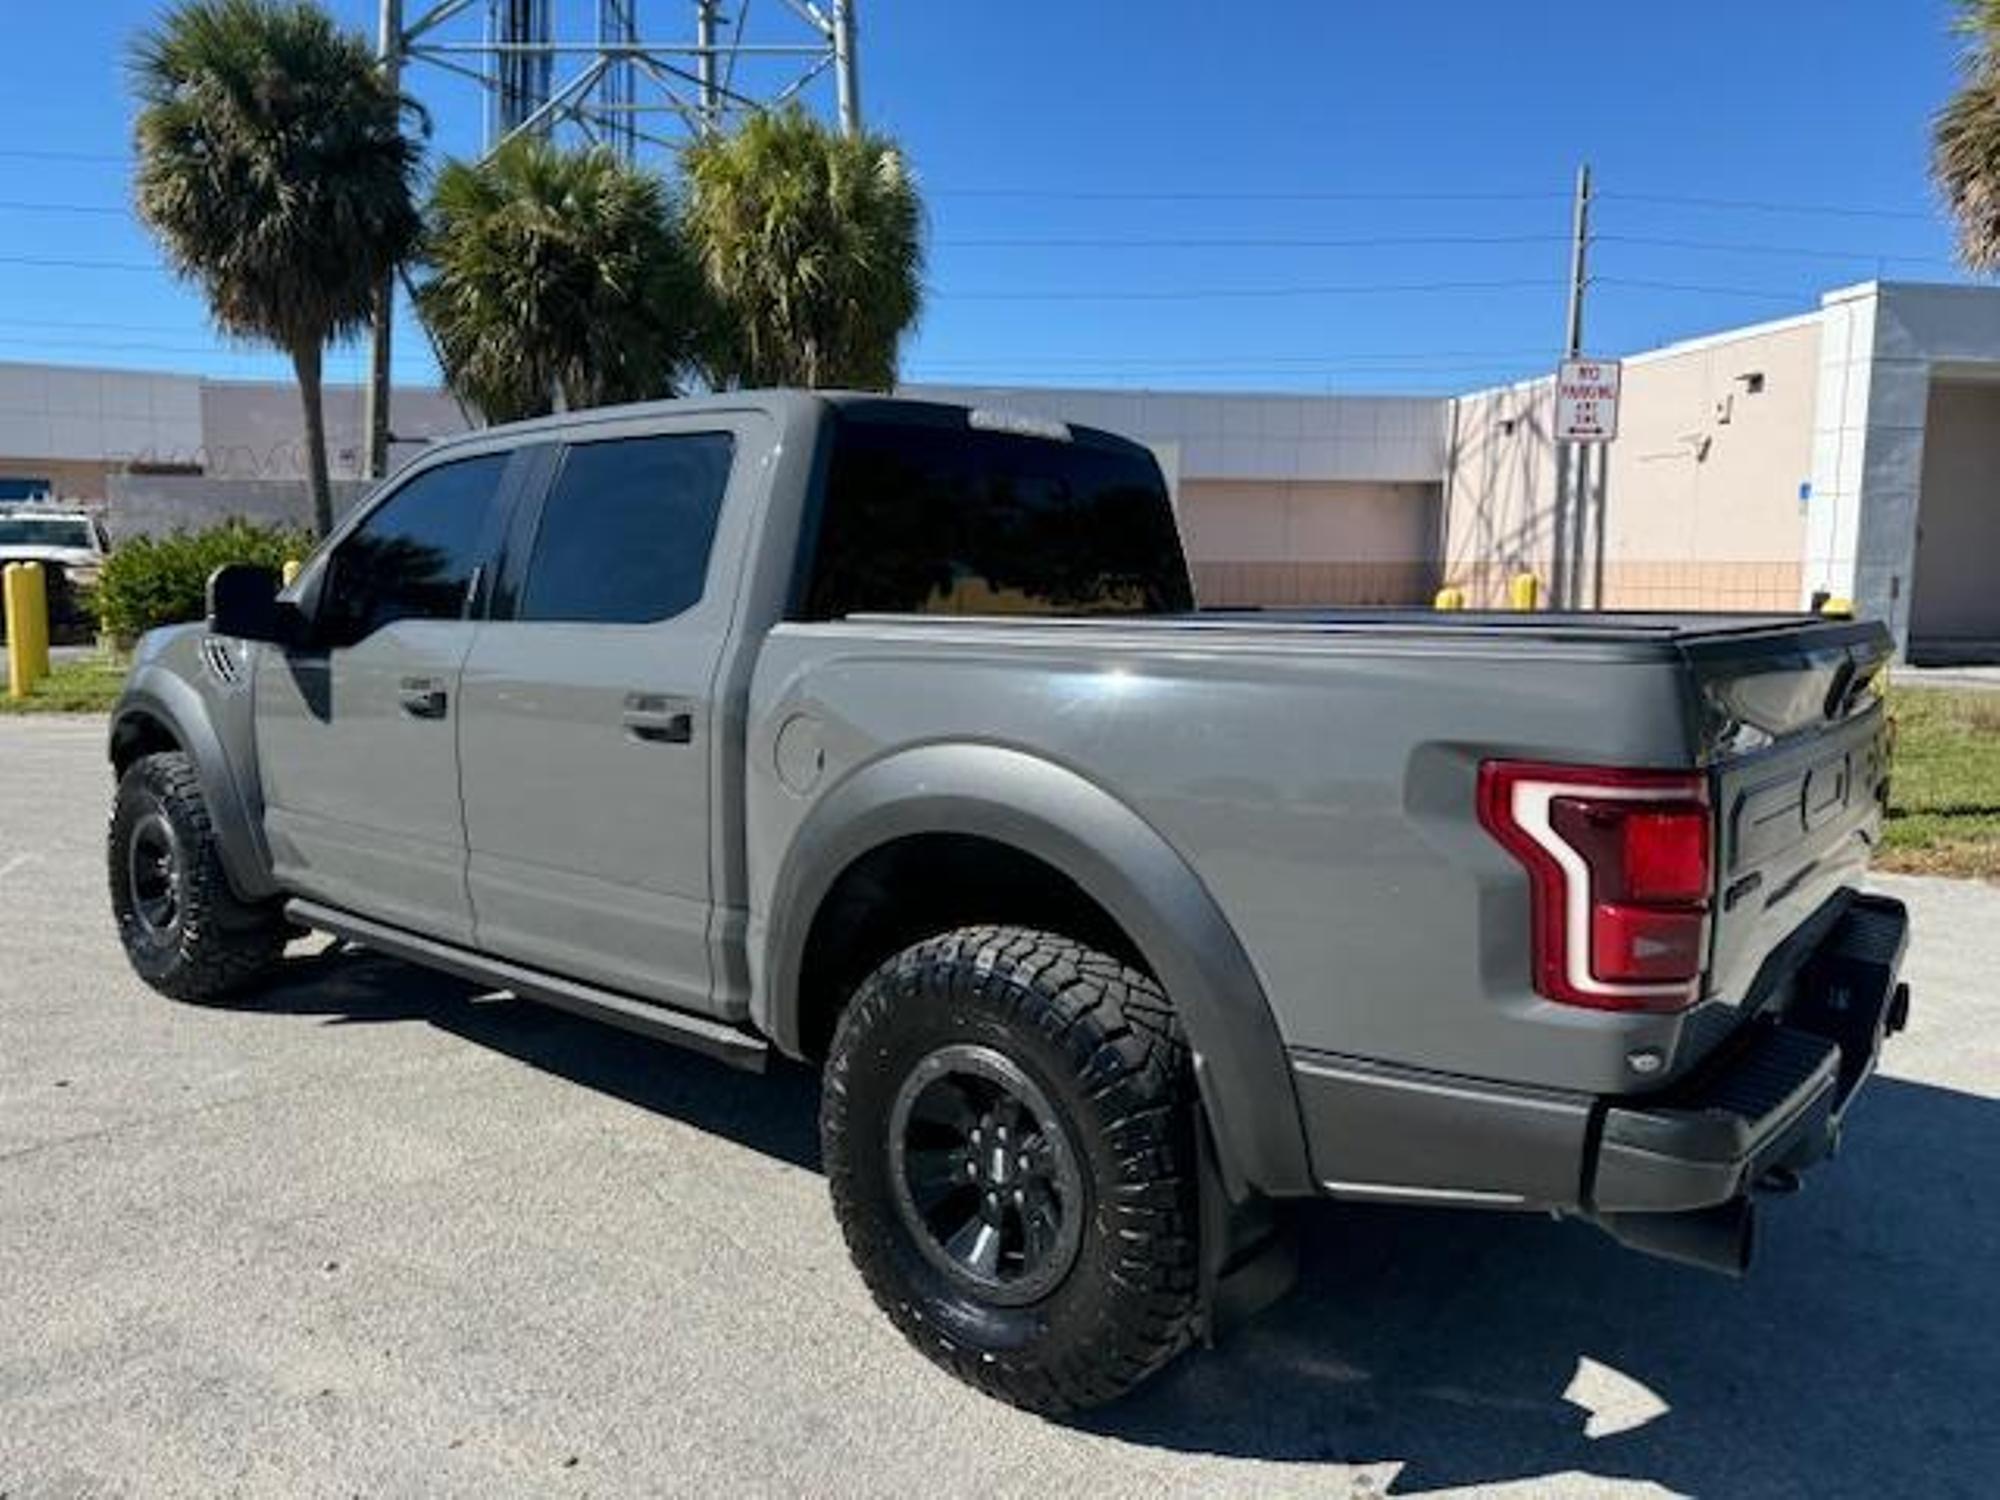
[200,379,470,480]
[1805,282,2000,652]
[0,363,203,467]
[898,385,1447,484]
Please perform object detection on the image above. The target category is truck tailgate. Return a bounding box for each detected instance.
[1684,621,1894,1009]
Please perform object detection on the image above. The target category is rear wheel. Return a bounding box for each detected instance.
[109,751,287,1001]
[821,925,1199,1412]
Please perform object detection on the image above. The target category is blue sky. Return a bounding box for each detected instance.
[0,0,1977,394]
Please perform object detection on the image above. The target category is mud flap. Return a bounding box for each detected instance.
[1194,1108,1299,1347]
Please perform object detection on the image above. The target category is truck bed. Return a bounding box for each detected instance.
[756,606,1891,1096]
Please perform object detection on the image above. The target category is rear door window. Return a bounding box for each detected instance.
[800,410,1192,620]
[517,433,735,625]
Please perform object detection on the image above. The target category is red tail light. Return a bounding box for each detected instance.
[1478,761,1713,1011]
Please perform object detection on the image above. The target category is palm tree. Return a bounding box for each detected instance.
[1936,1,2000,271]
[132,0,422,536]
[681,107,923,390]
[413,138,702,424]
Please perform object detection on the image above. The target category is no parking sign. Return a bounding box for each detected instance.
[1555,358,1622,442]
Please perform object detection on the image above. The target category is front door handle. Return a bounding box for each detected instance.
[623,693,694,744]
[398,677,449,719]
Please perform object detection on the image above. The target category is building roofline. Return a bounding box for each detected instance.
[1448,307,1825,406]
[1822,277,1997,306]
[902,380,1451,405]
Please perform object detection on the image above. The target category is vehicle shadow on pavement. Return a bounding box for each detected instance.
[241,941,824,1170]
[241,945,1997,1497]
[1089,1075,2000,1497]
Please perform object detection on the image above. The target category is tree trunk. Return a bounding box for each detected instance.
[291,341,334,538]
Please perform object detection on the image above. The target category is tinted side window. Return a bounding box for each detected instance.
[801,416,1192,620]
[322,453,505,646]
[518,433,734,625]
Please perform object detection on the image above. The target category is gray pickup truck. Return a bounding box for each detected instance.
[107,391,1911,1412]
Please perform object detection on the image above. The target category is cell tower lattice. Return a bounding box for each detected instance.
[361,2,861,478]
[389,0,860,159]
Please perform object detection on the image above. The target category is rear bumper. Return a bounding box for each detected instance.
[1289,893,1910,1219]
[1594,892,1908,1212]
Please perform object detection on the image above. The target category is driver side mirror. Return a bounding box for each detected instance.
[207,563,299,645]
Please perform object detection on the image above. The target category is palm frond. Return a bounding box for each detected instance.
[131,0,423,352]
[413,137,700,421]
[1937,75,2000,272]
[681,106,924,390]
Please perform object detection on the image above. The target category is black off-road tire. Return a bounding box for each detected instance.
[821,925,1200,1413]
[109,751,287,1001]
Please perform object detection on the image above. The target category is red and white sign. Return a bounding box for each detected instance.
[1555,358,1622,443]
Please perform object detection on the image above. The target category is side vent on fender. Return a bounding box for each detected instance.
[199,635,243,688]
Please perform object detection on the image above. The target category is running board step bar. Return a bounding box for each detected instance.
[284,899,769,1073]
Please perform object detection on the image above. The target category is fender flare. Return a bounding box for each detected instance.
[110,669,278,903]
[757,742,1314,1197]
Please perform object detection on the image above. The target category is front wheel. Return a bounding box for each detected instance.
[821,926,1200,1412]
[109,751,287,1001]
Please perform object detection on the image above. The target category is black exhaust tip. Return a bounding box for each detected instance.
[1601,1198,1756,1277]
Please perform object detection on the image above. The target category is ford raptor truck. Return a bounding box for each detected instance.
[106,392,1911,1411]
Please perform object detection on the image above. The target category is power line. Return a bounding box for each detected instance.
[905,373,1489,391]
[0,315,211,335]
[0,199,131,217]
[0,335,420,362]
[1593,275,1812,305]
[931,276,1566,302]
[0,222,1953,277]
[0,308,435,334]
[0,147,127,164]
[0,338,431,378]
[910,348,1553,368]
[0,157,1936,220]
[1598,190,1934,222]
[910,367,1537,381]
[926,226,1953,267]
[1597,232,1952,268]
[0,253,159,272]
[929,185,1571,203]
[936,231,1568,251]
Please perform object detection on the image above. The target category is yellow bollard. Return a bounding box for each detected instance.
[1507,572,1542,611]
[19,561,49,686]
[4,563,21,699]
[5,563,40,700]
[281,557,302,587]
[1818,595,1854,619]
[1433,584,1467,611]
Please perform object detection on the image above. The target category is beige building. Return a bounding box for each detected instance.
[931,283,2000,660]
[1440,281,2000,661]
[1442,313,1821,614]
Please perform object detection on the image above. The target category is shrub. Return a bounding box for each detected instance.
[94,519,312,645]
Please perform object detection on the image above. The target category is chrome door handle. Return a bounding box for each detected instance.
[623,693,694,744]
[398,677,449,718]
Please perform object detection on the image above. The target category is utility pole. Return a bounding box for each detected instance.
[1552,162,1592,608]
[833,0,861,135]
[362,0,403,484]
[695,0,719,131]
[1564,162,1591,362]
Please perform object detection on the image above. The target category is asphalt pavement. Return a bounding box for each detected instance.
[2,713,1997,1498]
